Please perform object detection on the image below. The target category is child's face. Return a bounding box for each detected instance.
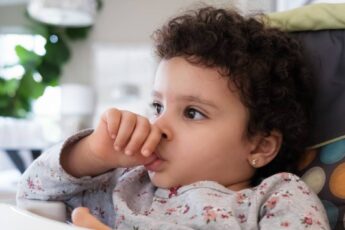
[149,57,256,190]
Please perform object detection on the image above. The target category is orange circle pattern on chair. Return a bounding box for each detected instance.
[330,163,345,199]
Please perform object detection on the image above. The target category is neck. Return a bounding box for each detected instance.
[226,179,251,191]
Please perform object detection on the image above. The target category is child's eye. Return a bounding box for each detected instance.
[151,102,163,116]
[183,107,206,120]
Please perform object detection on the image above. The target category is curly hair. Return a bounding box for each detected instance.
[152,6,313,185]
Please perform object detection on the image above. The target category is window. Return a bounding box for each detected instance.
[0,33,61,118]
[0,34,45,79]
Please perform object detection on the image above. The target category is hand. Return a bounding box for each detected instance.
[88,108,163,170]
[61,108,163,177]
[72,207,111,230]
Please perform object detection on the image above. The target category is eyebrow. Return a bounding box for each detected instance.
[152,91,218,109]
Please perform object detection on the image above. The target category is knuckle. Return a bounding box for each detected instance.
[108,108,120,116]
[122,110,136,120]
[138,119,151,131]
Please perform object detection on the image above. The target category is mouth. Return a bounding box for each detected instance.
[144,151,165,172]
[154,151,164,160]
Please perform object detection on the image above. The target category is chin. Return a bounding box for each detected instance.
[148,171,175,188]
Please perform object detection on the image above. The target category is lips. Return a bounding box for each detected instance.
[144,152,164,172]
[154,151,164,160]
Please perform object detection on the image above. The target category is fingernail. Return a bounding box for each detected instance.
[142,149,150,157]
[125,149,132,155]
[115,145,121,151]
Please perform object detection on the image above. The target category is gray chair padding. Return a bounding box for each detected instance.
[291,30,345,147]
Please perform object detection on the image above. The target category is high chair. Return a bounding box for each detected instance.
[8,3,345,229]
[0,202,87,229]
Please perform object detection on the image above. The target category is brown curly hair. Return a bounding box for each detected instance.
[152,6,313,185]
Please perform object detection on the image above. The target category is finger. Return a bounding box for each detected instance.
[124,116,151,156]
[141,126,163,157]
[117,148,157,167]
[113,111,137,151]
[72,207,111,230]
[101,108,121,139]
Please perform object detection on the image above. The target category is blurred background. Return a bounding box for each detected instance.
[0,0,342,203]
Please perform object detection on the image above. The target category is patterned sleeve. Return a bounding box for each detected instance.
[258,173,330,230]
[16,129,115,210]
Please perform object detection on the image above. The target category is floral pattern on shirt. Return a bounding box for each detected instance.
[17,134,330,230]
[26,175,44,192]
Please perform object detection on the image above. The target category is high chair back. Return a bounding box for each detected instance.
[294,29,345,230]
[268,3,345,229]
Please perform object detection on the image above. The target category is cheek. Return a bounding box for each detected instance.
[206,129,245,149]
[199,131,250,162]
[178,131,236,158]
[172,121,250,161]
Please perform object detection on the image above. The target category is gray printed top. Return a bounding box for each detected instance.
[17,130,330,230]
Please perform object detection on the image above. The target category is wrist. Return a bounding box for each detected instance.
[60,133,113,177]
[84,134,117,174]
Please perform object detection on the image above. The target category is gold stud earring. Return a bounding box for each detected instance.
[251,159,258,167]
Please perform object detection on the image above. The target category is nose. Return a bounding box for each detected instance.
[152,114,173,141]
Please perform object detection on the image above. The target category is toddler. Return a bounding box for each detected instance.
[17,6,330,230]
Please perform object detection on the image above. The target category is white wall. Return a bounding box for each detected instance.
[89,0,274,44]
[62,0,234,85]
[61,0,275,85]
[0,4,27,29]
[0,0,275,85]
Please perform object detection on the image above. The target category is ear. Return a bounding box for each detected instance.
[247,130,282,168]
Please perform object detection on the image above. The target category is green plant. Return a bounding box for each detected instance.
[0,1,102,118]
